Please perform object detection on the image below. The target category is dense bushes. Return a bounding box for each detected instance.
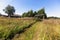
[22,8,47,19]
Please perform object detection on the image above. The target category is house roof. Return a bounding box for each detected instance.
[11,14,21,17]
[35,14,44,17]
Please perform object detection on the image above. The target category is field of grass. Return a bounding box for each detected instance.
[0,17,35,40]
[0,17,60,40]
[12,19,60,40]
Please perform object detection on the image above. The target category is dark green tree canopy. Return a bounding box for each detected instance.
[33,11,37,16]
[38,8,45,14]
[37,8,47,18]
[22,12,27,17]
[3,5,15,17]
[27,10,33,17]
[22,8,47,19]
[22,10,34,17]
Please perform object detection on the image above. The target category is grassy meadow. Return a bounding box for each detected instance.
[12,19,60,40]
[0,17,60,40]
[0,17,35,40]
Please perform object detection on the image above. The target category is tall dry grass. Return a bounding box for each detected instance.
[13,19,60,40]
[0,17,35,40]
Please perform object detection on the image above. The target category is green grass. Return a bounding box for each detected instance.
[0,17,60,40]
[12,19,60,40]
[0,17,35,40]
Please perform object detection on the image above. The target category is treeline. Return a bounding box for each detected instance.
[0,5,47,19]
[22,8,47,19]
[1,5,60,19]
[48,16,60,19]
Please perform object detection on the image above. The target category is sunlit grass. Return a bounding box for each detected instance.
[13,19,60,40]
[0,17,35,40]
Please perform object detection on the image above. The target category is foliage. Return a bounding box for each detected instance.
[22,12,27,17]
[3,5,15,17]
[33,11,37,17]
[27,10,34,17]
[37,8,47,19]
[22,10,34,17]
[22,8,47,19]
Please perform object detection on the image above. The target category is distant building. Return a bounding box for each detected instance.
[0,14,21,18]
[35,14,45,20]
[10,15,21,18]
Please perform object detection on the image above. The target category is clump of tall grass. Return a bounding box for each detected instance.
[0,17,35,40]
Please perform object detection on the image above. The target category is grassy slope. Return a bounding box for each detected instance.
[12,19,60,40]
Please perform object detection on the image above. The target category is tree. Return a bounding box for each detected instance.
[22,8,47,19]
[22,10,34,17]
[33,11,37,16]
[27,10,33,17]
[22,12,27,17]
[38,8,47,19]
[3,5,15,17]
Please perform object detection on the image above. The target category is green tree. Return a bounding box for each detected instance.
[3,5,15,17]
[22,10,34,17]
[22,12,27,17]
[33,11,37,16]
[38,8,47,18]
[27,10,33,17]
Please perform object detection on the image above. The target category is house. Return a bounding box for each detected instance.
[0,14,21,18]
[10,14,21,18]
[35,14,45,20]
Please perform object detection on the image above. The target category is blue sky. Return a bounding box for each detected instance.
[0,0,60,17]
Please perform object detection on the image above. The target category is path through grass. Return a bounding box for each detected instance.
[12,19,60,40]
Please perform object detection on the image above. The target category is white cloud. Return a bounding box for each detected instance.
[0,0,13,15]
